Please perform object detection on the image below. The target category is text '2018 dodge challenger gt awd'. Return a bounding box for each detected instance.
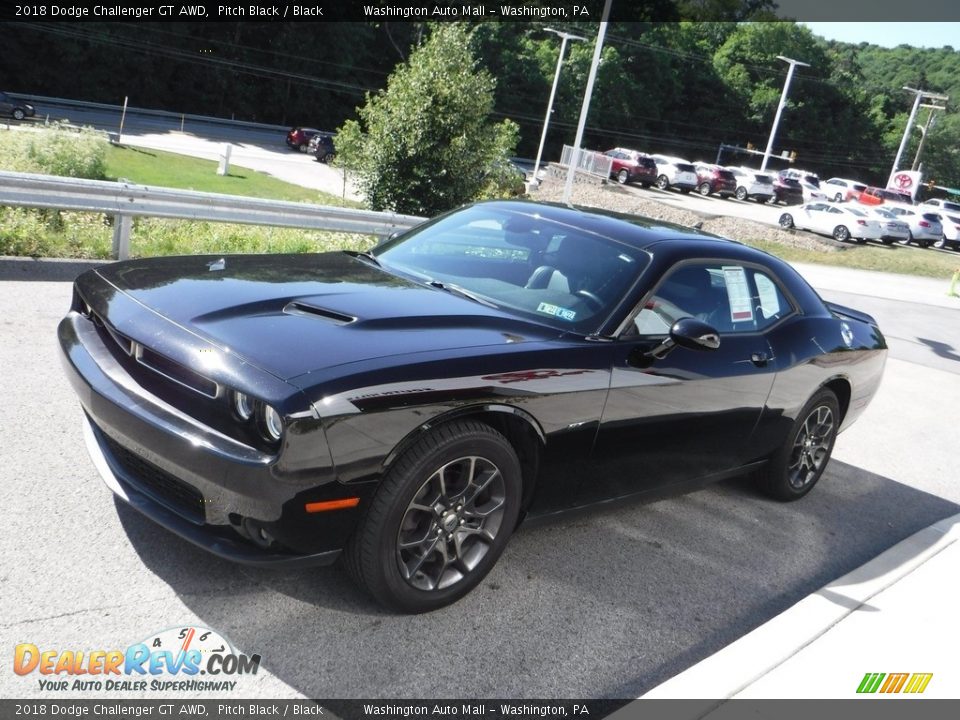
[59,200,886,612]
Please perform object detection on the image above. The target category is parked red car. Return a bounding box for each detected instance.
[286,127,321,152]
[603,148,658,187]
[693,163,737,198]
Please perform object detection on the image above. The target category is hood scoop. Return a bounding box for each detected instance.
[283,301,356,325]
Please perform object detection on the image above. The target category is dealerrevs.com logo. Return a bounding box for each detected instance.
[13,626,261,693]
[857,672,934,694]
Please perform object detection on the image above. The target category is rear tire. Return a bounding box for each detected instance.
[697,182,711,196]
[735,187,748,201]
[656,175,669,190]
[12,109,25,121]
[343,420,521,613]
[759,389,839,501]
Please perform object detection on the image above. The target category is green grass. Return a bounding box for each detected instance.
[103,144,358,207]
[741,236,960,280]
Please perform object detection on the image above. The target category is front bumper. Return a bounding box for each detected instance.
[59,311,361,566]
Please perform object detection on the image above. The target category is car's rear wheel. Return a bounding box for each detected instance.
[735,187,748,201]
[833,225,851,242]
[343,420,521,613]
[12,109,25,121]
[901,231,914,246]
[697,182,711,196]
[779,213,794,230]
[759,388,839,501]
[617,169,629,184]
[656,175,669,190]
[935,237,945,249]
[834,193,843,202]
[321,152,334,163]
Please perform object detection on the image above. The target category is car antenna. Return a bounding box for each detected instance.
[692,221,704,230]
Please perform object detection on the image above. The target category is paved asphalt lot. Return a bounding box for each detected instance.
[2,257,959,700]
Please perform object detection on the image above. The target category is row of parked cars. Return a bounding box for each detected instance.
[602,148,808,205]
[285,126,336,163]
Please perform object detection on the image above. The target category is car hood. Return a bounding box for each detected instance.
[93,252,559,380]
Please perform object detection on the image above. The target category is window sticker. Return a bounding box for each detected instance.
[755,273,781,319]
[536,302,577,321]
[721,266,754,323]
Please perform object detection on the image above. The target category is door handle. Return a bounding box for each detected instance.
[750,351,769,367]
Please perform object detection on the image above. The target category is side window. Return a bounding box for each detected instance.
[631,263,793,337]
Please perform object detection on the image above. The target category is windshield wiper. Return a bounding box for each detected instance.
[343,249,381,267]
[427,280,498,308]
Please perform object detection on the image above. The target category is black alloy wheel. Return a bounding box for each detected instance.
[343,420,521,613]
[759,388,839,501]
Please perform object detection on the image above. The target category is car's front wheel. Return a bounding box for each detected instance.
[12,109,25,121]
[617,169,629,184]
[697,182,711,196]
[759,388,839,501]
[344,420,521,613]
[779,213,794,229]
[735,187,748,201]
[833,225,851,242]
[656,175,669,190]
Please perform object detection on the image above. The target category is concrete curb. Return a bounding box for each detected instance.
[641,512,960,699]
[0,255,108,282]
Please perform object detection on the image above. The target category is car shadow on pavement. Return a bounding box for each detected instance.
[114,459,958,699]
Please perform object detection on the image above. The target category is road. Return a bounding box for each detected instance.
[2,257,959,701]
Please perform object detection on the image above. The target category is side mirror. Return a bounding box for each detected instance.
[639,317,720,363]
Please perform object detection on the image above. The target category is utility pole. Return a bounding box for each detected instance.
[760,56,809,172]
[562,0,612,204]
[891,88,948,181]
[531,28,586,187]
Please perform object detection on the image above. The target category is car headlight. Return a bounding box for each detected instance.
[260,403,284,442]
[233,391,254,421]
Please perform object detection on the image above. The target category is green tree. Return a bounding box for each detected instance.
[335,24,518,215]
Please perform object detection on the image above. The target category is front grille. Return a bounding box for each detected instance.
[102,434,206,523]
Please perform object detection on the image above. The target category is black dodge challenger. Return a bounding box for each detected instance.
[59,200,886,612]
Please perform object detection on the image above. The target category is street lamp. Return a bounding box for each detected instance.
[531,27,586,186]
[760,55,809,172]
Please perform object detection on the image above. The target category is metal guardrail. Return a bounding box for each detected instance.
[0,170,425,260]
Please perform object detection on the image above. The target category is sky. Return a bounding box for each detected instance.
[800,22,960,49]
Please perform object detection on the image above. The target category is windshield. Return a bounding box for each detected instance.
[373,205,649,333]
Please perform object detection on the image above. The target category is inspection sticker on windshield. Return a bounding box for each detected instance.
[722,266,754,323]
[537,302,576,321]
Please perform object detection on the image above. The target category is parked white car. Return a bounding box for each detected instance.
[650,155,699,193]
[822,177,867,203]
[933,213,960,251]
[921,198,960,214]
[725,166,775,202]
[867,207,911,245]
[778,202,884,243]
[883,205,944,248]
[799,179,828,203]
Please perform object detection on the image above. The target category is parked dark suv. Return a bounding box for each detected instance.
[285,127,320,152]
[603,148,658,186]
[308,132,336,163]
[773,176,804,205]
[0,91,35,121]
[693,163,737,198]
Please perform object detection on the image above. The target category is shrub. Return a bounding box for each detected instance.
[0,124,108,179]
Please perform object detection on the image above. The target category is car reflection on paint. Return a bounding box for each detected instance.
[59,200,887,612]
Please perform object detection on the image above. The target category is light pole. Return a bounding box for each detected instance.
[531,28,586,186]
[760,56,809,172]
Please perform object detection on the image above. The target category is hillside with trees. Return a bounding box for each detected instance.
[1,16,957,193]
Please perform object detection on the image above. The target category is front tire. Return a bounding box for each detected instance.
[12,109,25,121]
[833,225,851,242]
[656,175,669,190]
[735,187,748,201]
[697,182,711,196]
[779,213,794,230]
[617,169,629,184]
[759,389,839,501]
[344,420,521,613]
